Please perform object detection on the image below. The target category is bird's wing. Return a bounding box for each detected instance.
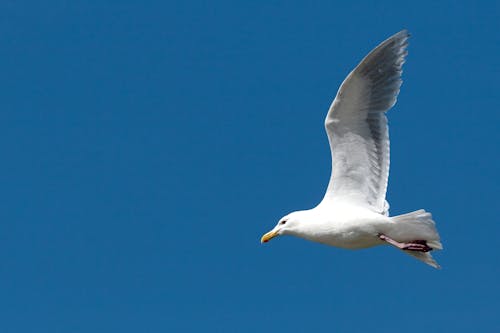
[322,30,409,213]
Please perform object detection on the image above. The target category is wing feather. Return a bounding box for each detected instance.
[322,30,409,213]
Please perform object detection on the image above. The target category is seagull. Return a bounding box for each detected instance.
[261,30,442,268]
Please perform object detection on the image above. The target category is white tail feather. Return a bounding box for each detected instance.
[390,209,443,268]
[404,251,441,269]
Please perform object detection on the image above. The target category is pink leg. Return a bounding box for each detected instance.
[378,234,432,252]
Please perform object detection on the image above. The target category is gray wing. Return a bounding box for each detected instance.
[322,30,409,213]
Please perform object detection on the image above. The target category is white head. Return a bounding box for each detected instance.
[260,210,308,243]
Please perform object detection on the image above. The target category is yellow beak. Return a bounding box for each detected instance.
[261,229,279,243]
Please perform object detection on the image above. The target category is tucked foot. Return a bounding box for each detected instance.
[402,242,432,252]
[378,234,433,252]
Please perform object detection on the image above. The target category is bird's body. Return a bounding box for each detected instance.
[283,203,388,249]
[261,30,443,268]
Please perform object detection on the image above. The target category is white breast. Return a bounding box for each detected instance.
[300,203,391,249]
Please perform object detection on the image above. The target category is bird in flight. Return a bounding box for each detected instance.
[261,30,442,268]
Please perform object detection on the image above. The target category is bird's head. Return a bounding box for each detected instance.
[260,211,306,243]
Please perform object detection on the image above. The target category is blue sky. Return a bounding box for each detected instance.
[1,1,498,332]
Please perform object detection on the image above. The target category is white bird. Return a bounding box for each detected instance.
[261,30,442,268]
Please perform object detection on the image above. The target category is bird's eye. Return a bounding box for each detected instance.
[280,220,287,225]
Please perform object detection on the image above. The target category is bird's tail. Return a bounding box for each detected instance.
[390,209,443,269]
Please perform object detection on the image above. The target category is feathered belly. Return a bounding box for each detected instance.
[305,217,389,249]
[316,230,381,249]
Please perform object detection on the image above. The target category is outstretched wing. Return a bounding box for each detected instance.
[322,30,409,213]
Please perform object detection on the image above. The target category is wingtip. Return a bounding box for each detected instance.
[396,29,410,38]
[392,30,410,56]
[391,30,410,47]
[373,30,410,54]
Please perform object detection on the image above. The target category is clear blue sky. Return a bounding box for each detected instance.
[1,1,498,332]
